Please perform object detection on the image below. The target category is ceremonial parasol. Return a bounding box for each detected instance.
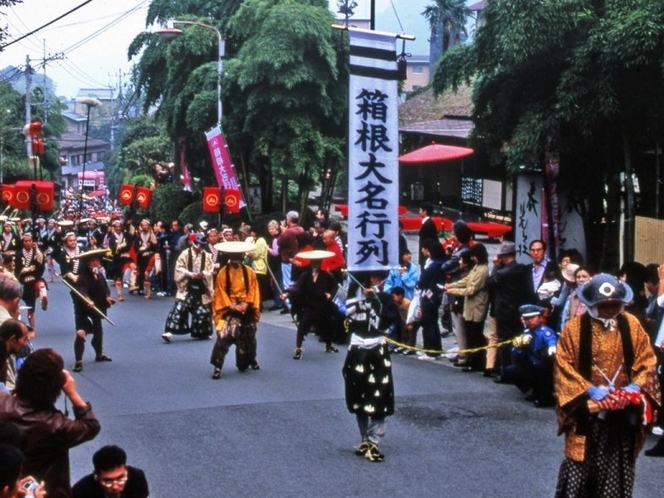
[399,142,474,164]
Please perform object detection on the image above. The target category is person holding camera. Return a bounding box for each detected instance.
[0,444,46,498]
[0,348,100,498]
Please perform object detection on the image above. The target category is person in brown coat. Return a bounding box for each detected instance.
[0,348,100,498]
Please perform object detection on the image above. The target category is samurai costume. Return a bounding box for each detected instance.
[210,260,261,377]
[163,246,214,340]
[73,252,113,371]
[343,288,397,462]
[554,274,661,497]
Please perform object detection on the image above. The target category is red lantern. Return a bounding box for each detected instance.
[136,186,152,209]
[225,189,241,214]
[118,184,135,205]
[31,139,45,155]
[202,187,221,212]
[28,121,43,138]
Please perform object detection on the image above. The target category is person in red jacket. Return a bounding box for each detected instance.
[320,230,345,282]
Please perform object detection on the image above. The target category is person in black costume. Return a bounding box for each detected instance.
[72,249,115,372]
[282,250,338,360]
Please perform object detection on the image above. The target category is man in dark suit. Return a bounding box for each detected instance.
[525,239,559,302]
[418,202,438,269]
[73,445,149,498]
[490,241,537,382]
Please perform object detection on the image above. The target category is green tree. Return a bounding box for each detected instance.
[432,0,664,266]
[130,0,346,218]
[422,0,471,54]
[224,0,346,214]
[105,117,171,196]
[129,1,242,187]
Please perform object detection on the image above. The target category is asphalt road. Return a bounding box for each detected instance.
[26,280,662,498]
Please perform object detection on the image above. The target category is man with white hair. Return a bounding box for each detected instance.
[277,211,303,293]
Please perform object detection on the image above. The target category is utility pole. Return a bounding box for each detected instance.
[25,54,32,157]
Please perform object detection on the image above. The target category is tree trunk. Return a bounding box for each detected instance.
[622,130,635,263]
[281,176,288,213]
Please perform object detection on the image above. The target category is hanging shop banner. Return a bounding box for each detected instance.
[514,173,586,264]
[346,28,400,271]
[205,126,245,208]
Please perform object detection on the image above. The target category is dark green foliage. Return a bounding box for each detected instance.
[151,183,193,222]
[432,0,664,264]
[129,0,346,218]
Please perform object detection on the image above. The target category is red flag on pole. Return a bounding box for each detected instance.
[136,187,152,209]
[205,127,245,208]
[225,189,241,214]
[202,187,221,212]
[118,184,135,205]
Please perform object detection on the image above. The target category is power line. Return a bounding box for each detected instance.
[3,1,150,93]
[389,0,405,33]
[0,0,94,50]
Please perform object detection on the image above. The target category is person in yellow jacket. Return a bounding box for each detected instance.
[210,241,261,379]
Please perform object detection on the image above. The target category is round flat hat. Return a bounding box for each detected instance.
[295,250,335,260]
[73,248,108,260]
[577,273,633,308]
[214,241,255,253]
[58,220,75,227]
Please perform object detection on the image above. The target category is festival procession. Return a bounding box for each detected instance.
[2,1,664,497]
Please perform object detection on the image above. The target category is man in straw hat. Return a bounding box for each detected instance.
[281,250,338,360]
[72,248,115,372]
[554,273,660,496]
[210,241,261,379]
[162,233,214,343]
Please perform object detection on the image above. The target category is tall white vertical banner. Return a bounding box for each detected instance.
[347,28,400,272]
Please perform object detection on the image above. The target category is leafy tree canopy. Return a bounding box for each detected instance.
[433,0,664,174]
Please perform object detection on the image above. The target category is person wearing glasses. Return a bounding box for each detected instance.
[73,445,149,498]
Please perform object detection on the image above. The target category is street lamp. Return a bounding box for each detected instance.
[76,97,101,220]
[157,20,225,126]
